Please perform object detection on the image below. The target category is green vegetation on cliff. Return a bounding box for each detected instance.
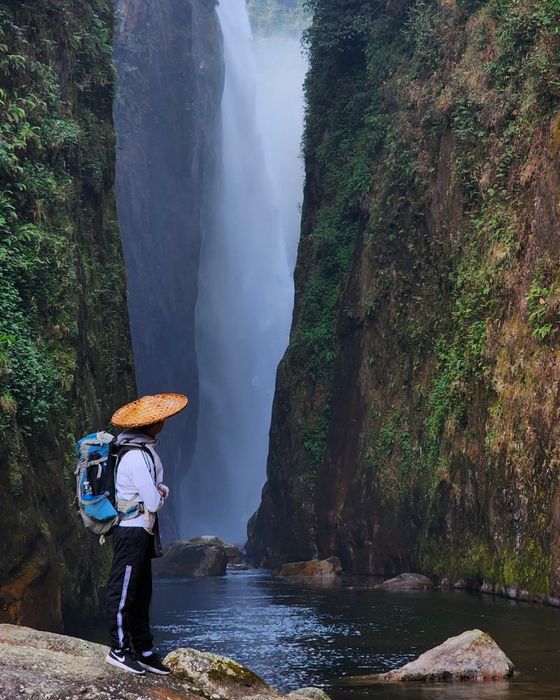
[0,1,125,435]
[249,0,560,596]
[247,0,307,35]
[0,0,133,630]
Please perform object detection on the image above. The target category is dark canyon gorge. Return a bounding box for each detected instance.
[3,0,560,642]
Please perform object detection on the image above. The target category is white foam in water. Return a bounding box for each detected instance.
[180,1,306,543]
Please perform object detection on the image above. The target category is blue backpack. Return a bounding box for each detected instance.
[75,432,148,541]
[75,432,120,539]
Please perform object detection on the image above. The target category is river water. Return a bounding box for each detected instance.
[151,570,560,699]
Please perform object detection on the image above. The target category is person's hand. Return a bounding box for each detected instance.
[157,484,169,499]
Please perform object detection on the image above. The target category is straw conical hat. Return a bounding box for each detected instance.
[112,393,188,429]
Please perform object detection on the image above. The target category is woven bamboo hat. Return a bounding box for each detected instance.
[111,393,188,429]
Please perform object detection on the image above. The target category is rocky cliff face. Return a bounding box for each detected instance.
[248,0,560,598]
[0,1,134,630]
[113,0,223,540]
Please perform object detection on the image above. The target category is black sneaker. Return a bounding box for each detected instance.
[137,651,171,675]
[106,648,146,674]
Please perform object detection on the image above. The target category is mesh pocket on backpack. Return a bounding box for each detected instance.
[82,493,118,522]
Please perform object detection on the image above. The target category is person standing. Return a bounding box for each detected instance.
[104,393,188,675]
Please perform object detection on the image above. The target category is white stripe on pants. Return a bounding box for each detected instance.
[117,564,132,649]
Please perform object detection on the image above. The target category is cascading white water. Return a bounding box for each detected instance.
[181,1,306,544]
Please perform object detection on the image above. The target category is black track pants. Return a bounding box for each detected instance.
[105,526,154,652]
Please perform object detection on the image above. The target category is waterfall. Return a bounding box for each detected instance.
[181,1,306,544]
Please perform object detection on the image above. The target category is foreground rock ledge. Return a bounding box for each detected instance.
[0,624,330,700]
[377,629,514,682]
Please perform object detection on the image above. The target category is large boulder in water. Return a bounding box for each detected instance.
[153,539,228,577]
[274,557,342,579]
[376,573,433,590]
[164,647,281,699]
[377,629,514,682]
[189,535,246,565]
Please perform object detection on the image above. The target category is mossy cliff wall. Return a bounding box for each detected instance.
[0,1,134,630]
[248,0,560,598]
[113,0,223,540]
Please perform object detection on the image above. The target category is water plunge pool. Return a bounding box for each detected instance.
[152,570,560,699]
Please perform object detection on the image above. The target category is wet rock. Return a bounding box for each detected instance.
[164,647,281,699]
[376,573,433,591]
[377,629,514,682]
[189,536,246,566]
[153,540,228,577]
[229,562,253,571]
[441,577,467,590]
[274,557,342,578]
[287,688,331,700]
[0,623,193,699]
[479,580,545,605]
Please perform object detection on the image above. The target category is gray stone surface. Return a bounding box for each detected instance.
[189,536,245,565]
[274,558,342,579]
[0,624,331,700]
[153,540,228,577]
[0,624,194,699]
[375,573,433,591]
[287,688,331,700]
[377,629,515,682]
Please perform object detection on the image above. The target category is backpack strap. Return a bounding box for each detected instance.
[117,495,145,520]
[116,442,155,471]
[114,442,156,521]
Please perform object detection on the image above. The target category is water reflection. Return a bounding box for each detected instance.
[151,571,560,699]
[331,681,560,699]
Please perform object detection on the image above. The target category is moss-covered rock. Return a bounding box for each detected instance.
[164,647,281,700]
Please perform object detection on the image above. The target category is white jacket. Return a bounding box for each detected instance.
[115,430,168,533]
